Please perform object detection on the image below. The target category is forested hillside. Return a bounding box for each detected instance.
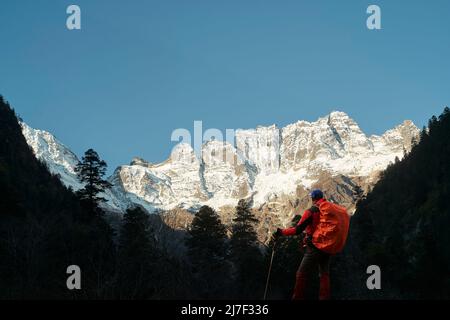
[336,107,450,299]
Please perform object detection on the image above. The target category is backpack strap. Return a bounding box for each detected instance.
[309,205,320,214]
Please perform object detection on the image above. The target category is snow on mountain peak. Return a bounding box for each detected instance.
[130,157,150,166]
[20,122,83,189]
[21,112,420,213]
[380,120,420,153]
[327,110,352,121]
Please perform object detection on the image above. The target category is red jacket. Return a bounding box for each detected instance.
[281,198,325,240]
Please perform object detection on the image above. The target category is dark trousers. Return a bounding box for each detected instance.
[292,243,331,300]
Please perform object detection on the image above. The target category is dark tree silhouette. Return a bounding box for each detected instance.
[230,199,263,298]
[336,107,450,299]
[75,148,111,214]
[0,96,116,299]
[185,205,231,299]
[116,206,159,299]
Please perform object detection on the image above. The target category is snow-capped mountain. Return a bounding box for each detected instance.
[20,122,125,212]
[21,111,420,214]
[21,122,83,190]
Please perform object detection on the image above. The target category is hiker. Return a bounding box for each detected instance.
[272,189,350,300]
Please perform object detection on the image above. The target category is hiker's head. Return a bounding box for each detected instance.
[310,189,324,203]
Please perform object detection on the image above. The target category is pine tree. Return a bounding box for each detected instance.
[341,107,450,299]
[75,148,111,215]
[0,96,116,299]
[116,206,158,299]
[230,199,263,298]
[185,205,230,299]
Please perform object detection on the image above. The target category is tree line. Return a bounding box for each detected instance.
[5,92,448,299]
[333,106,450,299]
[1,95,287,299]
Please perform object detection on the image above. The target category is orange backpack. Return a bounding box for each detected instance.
[312,200,350,254]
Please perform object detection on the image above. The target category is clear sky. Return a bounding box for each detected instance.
[1,0,449,174]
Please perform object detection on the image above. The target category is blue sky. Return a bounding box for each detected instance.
[1,0,449,173]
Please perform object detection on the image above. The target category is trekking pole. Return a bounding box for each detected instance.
[263,240,277,300]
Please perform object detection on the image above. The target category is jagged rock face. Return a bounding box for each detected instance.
[21,111,420,215]
[109,143,209,212]
[280,112,373,169]
[20,122,128,213]
[280,112,410,178]
[202,140,254,199]
[375,120,419,153]
[20,122,83,190]
[235,125,281,174]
